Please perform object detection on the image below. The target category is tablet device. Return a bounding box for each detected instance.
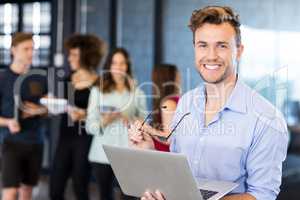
[40,97,68,114]
[99,105,119,113]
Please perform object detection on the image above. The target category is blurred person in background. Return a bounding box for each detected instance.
[130,64,181,151]
[86,48,146,200]
[49,34,106,200]
[0,32,48,200]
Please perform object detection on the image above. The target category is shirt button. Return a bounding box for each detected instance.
[194,160,199,165]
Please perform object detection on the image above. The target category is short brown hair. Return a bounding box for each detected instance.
[189,6,241,46]
[64,34,106,71]
[11,32,33,47]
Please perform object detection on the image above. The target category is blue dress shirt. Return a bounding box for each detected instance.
[170,79,288,200]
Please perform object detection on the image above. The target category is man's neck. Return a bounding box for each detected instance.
[10,61,28,75]
[205,75,237,110]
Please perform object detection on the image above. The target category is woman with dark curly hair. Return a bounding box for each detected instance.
[49,34,106,200]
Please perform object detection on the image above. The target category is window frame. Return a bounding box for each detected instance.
[0,0,53,68]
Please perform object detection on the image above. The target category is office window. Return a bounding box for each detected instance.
[0,1,52,68]
[23,2,51,66]
[0,4,18,65]
[32,35,51,66]
[240,25,300,115]
[0,4,18,33]
[23,2,51,33]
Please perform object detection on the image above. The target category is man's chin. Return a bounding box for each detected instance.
[199,73,225,84]
[25,61,32,66]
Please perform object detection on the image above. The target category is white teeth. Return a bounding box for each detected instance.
[204,64,220,70]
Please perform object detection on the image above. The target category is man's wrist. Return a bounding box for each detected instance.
[4,118,11,127]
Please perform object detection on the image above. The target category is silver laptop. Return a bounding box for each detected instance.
[103,145,238,200]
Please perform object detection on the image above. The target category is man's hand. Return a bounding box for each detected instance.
[6,119,20,134]
[141,190,166,200]
[128,120,155,150]
[21,101,48,119]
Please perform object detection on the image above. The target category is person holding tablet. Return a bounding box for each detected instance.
[86,48,147,200]
[49,34,105,200]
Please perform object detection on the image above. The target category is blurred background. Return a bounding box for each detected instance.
[1,0,300,199]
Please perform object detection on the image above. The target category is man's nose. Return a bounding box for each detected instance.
[206,47,218,60]
[28,51,33,57]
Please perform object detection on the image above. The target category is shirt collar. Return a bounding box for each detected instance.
[222,78,247,114]
[193,78,247,115]
[193,84,206,113]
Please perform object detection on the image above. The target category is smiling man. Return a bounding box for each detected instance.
[129,6,289,200]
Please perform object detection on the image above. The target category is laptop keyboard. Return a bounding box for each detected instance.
[200,189,218,200]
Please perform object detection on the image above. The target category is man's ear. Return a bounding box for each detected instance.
[236,44,244,61]
[11,46,16,57]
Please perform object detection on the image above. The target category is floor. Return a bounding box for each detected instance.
[277,154,300,200]
[0,175,100,200]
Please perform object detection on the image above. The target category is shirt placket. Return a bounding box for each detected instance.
[195,134,206,177]
[193,111,222,178]
[191,118,207,178]
[191,88,207,178]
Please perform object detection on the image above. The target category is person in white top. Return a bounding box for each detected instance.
[86,48,147,200]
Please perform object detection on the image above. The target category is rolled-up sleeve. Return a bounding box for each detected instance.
[246,116,289,200]
[85,87,102,135]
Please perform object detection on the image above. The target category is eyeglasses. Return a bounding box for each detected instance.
[140,108,190,140]
[139,106,167,129]
[152,112,190,140]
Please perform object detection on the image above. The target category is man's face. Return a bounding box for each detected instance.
[11,39,34,67]
[194,22,243,84]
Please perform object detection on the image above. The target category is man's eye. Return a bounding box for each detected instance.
[198,44,207,48]
[218,44,228,49]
